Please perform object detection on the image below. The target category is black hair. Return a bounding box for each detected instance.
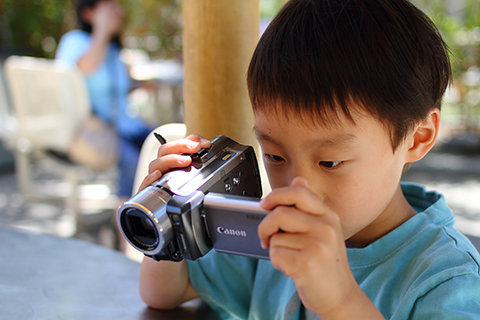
[76,0,122,47]
[247,0,452,150]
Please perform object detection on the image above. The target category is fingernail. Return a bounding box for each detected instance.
[149,170,160,179]
[260,240,267,249]
[187,141,199,149]
[259,198,267,208]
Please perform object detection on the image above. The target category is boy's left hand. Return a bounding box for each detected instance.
[258,177,359,317]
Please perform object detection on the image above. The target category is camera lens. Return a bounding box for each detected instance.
[117,186,174,255]
[121,208,159,251]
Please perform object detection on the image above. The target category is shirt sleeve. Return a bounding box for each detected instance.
[187,251,259,320]
[55,30,90,66]
[408,272,480,319]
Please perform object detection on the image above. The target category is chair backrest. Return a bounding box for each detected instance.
[0,65,17,143]
[4,55,90,153]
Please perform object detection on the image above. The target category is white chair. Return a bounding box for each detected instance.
[0,66,17,144]
[4,55,91,195]
[4,56,90,155]
[3,56,103,226]
[0,65,17,171]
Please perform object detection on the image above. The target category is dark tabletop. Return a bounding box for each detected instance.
[0,227,219,320]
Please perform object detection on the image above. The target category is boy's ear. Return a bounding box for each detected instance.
[405,109,440,163]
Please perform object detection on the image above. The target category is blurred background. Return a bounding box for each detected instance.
[0,0,480,251]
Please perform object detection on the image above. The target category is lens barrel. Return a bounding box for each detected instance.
[117,186,174,255]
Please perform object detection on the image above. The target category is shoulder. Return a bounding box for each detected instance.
[401,183,480,274]
[58,30,90,44]
[56,30,91,63]
[411,225,480,283]
[354,184,480,318]
[397,217,480,318]
[407,272,480,318]
[401,193,480,289]
[378,222,480,319]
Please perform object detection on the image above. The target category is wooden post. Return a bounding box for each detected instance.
[182,0,260,147]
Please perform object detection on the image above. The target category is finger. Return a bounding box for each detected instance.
[258,206,328,248]
[258,206,310,238]
[137,170,162,192]
[185,134,211,149]
[157,140,199,158]
[157,135,211,158]
[260,178,330,216]
[268,222,338,254]
[269,232,308,251]
[267,246,304,278]
[148,154,192,175]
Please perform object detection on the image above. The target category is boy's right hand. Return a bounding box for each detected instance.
[138,134,208,309]
[138,134,211,192]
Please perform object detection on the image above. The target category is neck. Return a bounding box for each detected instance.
[345,184,417,248]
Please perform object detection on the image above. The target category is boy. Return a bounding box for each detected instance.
[138,0,480,319]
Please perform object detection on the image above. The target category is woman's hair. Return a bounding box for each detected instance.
[76,0,122,47]
[247,0,452,150]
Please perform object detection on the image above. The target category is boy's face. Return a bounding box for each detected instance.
[254,107,415,247]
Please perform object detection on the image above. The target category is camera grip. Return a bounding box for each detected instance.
[167,192,213,260]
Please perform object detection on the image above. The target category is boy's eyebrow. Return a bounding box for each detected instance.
[253,126,357,148]
[312,133,357,149]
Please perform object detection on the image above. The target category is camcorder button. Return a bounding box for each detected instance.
[191,147,211,163]
[171,214,182,226]
[233,177,240,185]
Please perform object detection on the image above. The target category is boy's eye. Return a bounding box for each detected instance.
[319,161,342,168]
[264,154,285,163]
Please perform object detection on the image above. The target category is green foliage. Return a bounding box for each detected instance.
[118,0,182,59]
[1,0,480,129]
[416,0,480,129]
[260,0,284,18]
[0,0,74,57]
[0,0,182,59]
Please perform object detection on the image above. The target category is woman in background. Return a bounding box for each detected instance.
[56,0,152,208]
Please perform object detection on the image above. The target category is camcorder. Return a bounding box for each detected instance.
[117,135,270,262]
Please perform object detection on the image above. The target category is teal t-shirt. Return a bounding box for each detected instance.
[187,183,480,319]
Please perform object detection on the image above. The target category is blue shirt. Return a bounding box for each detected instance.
[56,30,146,139]
[187,183,480,319]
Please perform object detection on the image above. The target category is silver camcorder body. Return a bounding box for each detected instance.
[116,135,269,261]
